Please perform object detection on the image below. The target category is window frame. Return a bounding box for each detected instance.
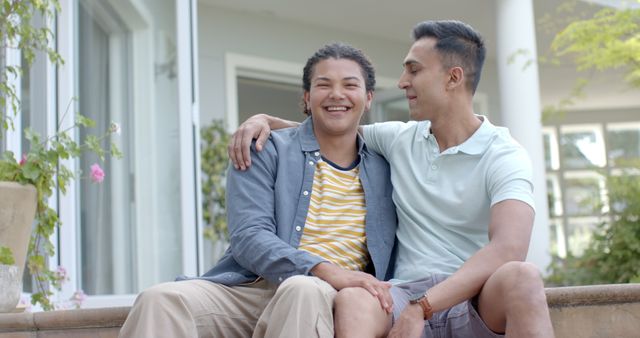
[545,113,639,258]
[43,0,200,308]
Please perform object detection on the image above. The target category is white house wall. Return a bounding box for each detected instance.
[198,4,415,125]
[195,1,640,275]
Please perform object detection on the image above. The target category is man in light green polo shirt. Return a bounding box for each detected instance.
[228,20,554,338]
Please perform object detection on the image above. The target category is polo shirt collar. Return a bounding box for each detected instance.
[422,115,495,155]
[457,115,495,155]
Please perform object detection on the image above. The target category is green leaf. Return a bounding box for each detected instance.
[75,114,95,128]
[111,142,123,159]
[22,161,41,180]
[0,247,15,265]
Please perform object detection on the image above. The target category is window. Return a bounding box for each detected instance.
[607,122,640,167]
[0,0,203,309]
[560,124,606,169]
[74,0,190,297]
[544,116,639,258]
[237,77,304,125]
[371,91,489,123]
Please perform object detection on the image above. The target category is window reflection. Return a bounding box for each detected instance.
[549,218,567,258]
[546,174,563,217]
[563,172,605,216]
[607,123,640,167]
[566,217,601,256]
[560,125,606,169]
[543,128,560,170]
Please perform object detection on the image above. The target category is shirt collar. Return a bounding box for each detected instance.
[457,115,496,155]
[421,115,496,155]
[299,116,366,154]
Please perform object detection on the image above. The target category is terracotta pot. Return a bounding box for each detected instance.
[0,182,37,312]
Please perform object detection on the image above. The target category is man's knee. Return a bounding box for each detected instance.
[491,261,547,304]
[334,287,379,313]
[495,261,544,287]
[276,275,334,301]
[132,282,187,311]
[335,287,391,338]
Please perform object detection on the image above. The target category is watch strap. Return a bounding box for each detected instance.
[417,293,433,320]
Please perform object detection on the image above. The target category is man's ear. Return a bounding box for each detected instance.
[447,66,464,90]
[303,91,311,113]
[365,91,373,111]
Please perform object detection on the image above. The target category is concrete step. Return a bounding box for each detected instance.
[1,284,639,337]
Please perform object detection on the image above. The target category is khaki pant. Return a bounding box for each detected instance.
[119,276,337,338]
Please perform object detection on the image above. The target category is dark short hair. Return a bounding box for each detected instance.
[412,20,485,93]
[302,43,375,115]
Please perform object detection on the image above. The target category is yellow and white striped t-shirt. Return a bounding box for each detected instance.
[299,158,369,271]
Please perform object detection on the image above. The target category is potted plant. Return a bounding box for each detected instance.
[0,0,121,311]
[201,120,230,246]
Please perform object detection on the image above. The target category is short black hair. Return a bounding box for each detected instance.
[412,20,486,93]
[302,43,375,115]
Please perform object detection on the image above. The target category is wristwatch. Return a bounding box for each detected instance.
[409,292,433,320]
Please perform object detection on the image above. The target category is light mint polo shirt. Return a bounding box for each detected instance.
[363,116,535,283]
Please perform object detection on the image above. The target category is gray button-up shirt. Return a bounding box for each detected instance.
[189,117,397,286]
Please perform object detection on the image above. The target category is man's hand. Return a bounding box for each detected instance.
[228,114,273,170]
[311,262,393,314]
[387,304,425,338]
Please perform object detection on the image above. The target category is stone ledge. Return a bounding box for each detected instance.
[0,307,129,333]
[0,284,639,337]
[546,283,640,307]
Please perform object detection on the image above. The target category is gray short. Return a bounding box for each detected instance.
[390,275,504,338]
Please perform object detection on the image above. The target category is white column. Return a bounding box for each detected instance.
[496,0,551,273]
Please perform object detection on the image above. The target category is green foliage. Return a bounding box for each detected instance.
[0,246,15,265]
[1,0,121,310]
[547,168,640,286]
[539,1,640,122]
[0,109,121,310]
[1,0,61,127]
[551,4,640,87]
[200,120,230,243]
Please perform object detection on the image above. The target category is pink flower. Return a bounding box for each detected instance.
[70,289,87,309]
[19,154,27,166]
[54,266,68,282]
[90,163,105,183]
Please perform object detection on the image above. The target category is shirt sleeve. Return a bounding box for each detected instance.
[225,141,325,285]
[487,146,536,212]
[362,121,408,158]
